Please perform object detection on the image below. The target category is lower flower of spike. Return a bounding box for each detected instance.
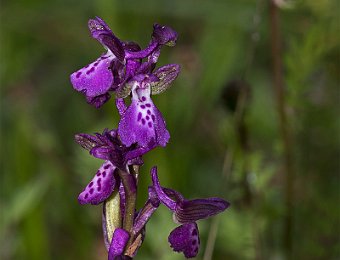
[150,166,230,258]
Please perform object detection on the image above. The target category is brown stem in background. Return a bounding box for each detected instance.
[269,1,294,258]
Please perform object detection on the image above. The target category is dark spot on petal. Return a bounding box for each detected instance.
[89,188,94,194]
[86,67,95,75]
[192,229,197,236]
[89,181,93,188]
[194,247,199,253]
[137,112,142,121]
[97,186,101,191]
[104,164,110,169]
[140,105,146,109]
[97,178,102,185]
[96,171,101,176]
[102,171,106,177]
[192,240,197,245]
[85,64,90,68]
[145,103,151,107]
[151,115,156,122]
[142,119,146,125]
[93,62,99,67]
[148,122,152,128]
[101,56,108,60]
[85,194,89,199]
[147,110,151,115]
[76,71,82,78]
[146,115,150,120]
[141,96,146,101]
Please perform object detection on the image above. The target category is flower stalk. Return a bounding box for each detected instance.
[117,168,137,251]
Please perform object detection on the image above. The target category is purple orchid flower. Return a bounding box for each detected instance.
[70,17,178,108]
[150,167,230,258]
[118,74,169,148]
[116,63,180,148]
[74,129,153,205]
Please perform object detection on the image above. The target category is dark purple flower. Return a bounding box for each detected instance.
[70,17,178,108]
[75,129,154,205]
[118,75,170,148]
[117,63,180,148]
[150,167,230,258]
[75,129,152,169]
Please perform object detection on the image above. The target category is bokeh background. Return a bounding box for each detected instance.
[1,0,339,259]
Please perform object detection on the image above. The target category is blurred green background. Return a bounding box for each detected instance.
[1,0,339,259]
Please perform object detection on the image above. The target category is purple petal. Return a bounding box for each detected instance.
[86,93,111,108]
[118,84,170,147]
[125,59,141,79]
[150,167,176,210]
[175,198,230,224]
[151,64,181,95]
[88,17,125,62]
[90,146,112,160]
[163,187,184,202]
[136,47,161,75]
[116,98,127,116]
[123,41,141,52]
[133,187,160,235]
[70,51,115,98]
[108,228,130,260]
[74,133,100,151]
[152,24,178,47]
[78,161,117,205]
[125,40,158,60]
[168,223,200,258]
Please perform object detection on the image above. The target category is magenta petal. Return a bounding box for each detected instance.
[168,223,200,258]
[118,85,170,147]
[175,198,230,223]
[78,161,117,205]
[150,167,176,210]
[86,93,111,108]
[70,51,115,98]
[88,17,125,62]
[152,24,178,47]
[108,228,130,260]
[133,187,160,235]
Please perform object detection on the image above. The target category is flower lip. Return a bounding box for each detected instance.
[168,222,200,258]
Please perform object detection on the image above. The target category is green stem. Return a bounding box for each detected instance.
[117,168,137,251]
